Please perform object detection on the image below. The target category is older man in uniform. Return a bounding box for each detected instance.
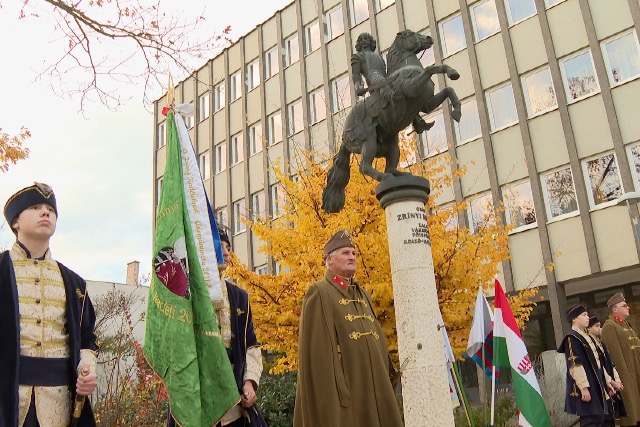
[293,230,403,427]
[601,292,640,427]
[0,182,99,426]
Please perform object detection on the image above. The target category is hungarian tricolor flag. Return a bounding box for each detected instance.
[493,279,551,427]
[144,104,239,426]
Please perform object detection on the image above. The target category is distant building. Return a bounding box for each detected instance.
[152,0,640,357]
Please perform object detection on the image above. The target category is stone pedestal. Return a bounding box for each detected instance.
[376,175,455,427]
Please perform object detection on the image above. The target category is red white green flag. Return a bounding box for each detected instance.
[493,279,551,427]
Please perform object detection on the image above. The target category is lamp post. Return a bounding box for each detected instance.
[616,191,640,252]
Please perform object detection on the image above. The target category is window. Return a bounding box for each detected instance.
[214,82,225,111]
[583,153,623,207]
[251,191,266,220]
[305,21,321,54]
[331,74,352,113]
[270,183,282,217]
[374,0,394,12]
[230,133,244,165]
[284,34,300,67]
[541,167,579,219]
[455,98,482,144]
[267,112,283,145]
[467,192,494,233]
[545,0,565,7]
[440,14,466,57]
[198,92,210,122]
[287,100,304,135]
[215,207,227,229]
[182,104,195,129]
[246,60,260,91]
[560,50,599,102]
[522,67,557,117]
[471,0,500,42]
[273,260,283,274]
[504,0,536,25]
[486,82,518,131]
[350,0,369,26]
[309,88,327,124]
[199,151,211,180]
[233,199,247,234]
[419,30,435,67]
[628,144,640,190]
[418,111,447,157]
[230,71,242,102]
[157,121,166,149]
[254,265,268,275]
[248,122,263,156]
[265,47,279,79]
[503,181,536,230]
[324,6,344,42]
[602,31,640,86]
[215,143,227,174]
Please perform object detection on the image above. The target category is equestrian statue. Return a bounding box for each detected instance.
[321,30,462,213]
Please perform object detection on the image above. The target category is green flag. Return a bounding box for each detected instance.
[144,106,239,426]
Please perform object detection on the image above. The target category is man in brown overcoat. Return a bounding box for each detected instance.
[601,292,640,427]
[293,230,403,427]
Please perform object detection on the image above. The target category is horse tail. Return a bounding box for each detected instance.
[322,143,351,213]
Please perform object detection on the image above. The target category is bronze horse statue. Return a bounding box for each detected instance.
[321,30,462,213]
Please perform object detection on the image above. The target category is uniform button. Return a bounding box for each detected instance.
[35,298,41,304]
[36,341,42,347]
[35,278,40,283]
[36,319,42,325]
[33,260,38,265]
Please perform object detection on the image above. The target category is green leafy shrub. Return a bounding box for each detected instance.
[257,371,297,427]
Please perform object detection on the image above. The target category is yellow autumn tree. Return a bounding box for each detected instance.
[0,127,30,173]
[227,137,540,374]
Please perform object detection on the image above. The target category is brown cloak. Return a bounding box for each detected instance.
[601,316,640,426]
[293,271,403,427]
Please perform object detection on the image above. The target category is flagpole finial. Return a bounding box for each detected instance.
[167,74,175,108]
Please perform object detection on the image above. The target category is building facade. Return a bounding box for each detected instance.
[153,0,640,351]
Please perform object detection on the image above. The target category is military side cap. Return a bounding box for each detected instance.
[607,292,625,308]
[566,304,587,323]
[588,316,601,328]
[4,182,57,225]
[323,229,355,257]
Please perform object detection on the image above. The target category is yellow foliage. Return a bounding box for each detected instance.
[0,127,30,173]
[227,135,539,373]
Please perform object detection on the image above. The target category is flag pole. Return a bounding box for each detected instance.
[451,361,474,427]
[482,338,487,427]
[490,365,496,426]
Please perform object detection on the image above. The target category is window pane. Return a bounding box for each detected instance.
[561,51,599,101]
[440,14,466,56]
[419,30,435,66]
[157,122,166,149]
[305,21,321,54]
[468,193,494,233]
[214,83,225,111]
[375,0,395,12]
[285,34,300,66]
[503,181,536,228]
[420,111,447,156]
[486,83,518,130]
[543,167,578,218]
[199,151,211,180]
[325,7,344,41]
[455,98,482,144]
[545,0,565,6]
[247,60,260,90]
[268,112,282,145]
[522,67,557,116]
[215,143,226,173]
[198,92,210,121]
[332,74,351,112]
[585,154,623,206]
[472,0,500,41]
[233,200,247,233]
[288,100,303,134]
[265,48,279,78]
[351,0,369,25]
[249,123,263,155]
[231,133,244,165]
[505,0,536,24]
[629,145,640,189]
[603,32,640,85]
[310,89,326,123]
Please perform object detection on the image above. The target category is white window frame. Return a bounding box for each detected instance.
[439,13,467,57]
[541,166,580,221]
[374,0,395,12]
[471,0,500,42]
[486,82,518,132]
[270,183,282,218]
[284,33,300,67]
[287,100,303,135]
[418,110,447,158]
[304,21,321,54]
[254,265,268,275]
[265,46,279,79]
[503,0,536,26]
[601,30,640,87]
[214,143,227,174]
[627,143,640,191]
[455,97,482,145]
[521,66,557,118]
[349,0,369,26]
[559,49,600,103]
[199,150,211,180]
[545,0,566,7]
[267,111,283,146]
[502,180,537,232]
[230,71,242,102]
[157,121,166,149]
[324,5,345,42]
[582,152,624,209]
[230,133,244,166]
[215,207,227,229]
[466,192,494,234]
[233,199,247,235]
[214,82,225,112]
[309,88,327,124]
[248,122,263,156]
[331,74,352,113]
[197,92,210,122]
[246,59,260,91]
[251,191,265,220]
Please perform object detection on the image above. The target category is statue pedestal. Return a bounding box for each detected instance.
[376,176,455,427]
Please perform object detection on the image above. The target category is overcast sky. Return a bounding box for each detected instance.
[0,0,291,283]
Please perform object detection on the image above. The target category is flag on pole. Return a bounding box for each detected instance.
[438,310,461,408]
[493,279,551,427]
[466,287,496,379]
[144,104,239,427]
